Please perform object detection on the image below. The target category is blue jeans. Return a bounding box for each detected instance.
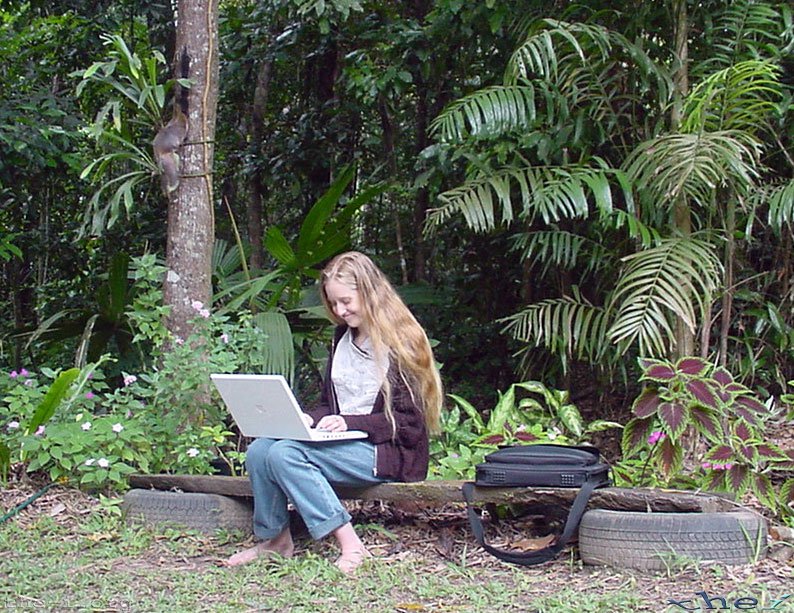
[245,437,388,541]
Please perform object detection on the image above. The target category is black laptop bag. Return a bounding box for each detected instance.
[461,443,610,566]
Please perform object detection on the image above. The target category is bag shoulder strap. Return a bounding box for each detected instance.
[461,476,599,566]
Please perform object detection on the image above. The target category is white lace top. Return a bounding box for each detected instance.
[331,328,389,416]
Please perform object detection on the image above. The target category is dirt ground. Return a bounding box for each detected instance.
[2,478,792,611]
[2,416,793,609]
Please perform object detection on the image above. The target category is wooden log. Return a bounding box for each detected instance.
[128,474,736,513]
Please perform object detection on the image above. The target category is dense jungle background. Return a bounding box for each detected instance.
[1,0,793,521]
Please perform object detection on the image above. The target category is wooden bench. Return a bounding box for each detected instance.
[128,474,736,513]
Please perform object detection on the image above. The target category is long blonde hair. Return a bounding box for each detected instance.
[320,251,443,434]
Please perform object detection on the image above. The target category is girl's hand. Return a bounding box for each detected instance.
[316,415,348,432]
[301,412,314,427]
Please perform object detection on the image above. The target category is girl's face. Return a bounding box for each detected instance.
[325,278,367,333]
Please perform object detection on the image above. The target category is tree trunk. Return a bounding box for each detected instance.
[413,79,429,282]
[377,92,408,284]
[719,197,736,368]
[671,0,694,359]
[163,0,219,343]
[247,56,274,272]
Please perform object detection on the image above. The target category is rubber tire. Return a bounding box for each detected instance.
[122,489,253,534]
[578,509,767,571]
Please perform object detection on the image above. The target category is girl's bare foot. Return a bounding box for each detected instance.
[225,530,294,567]
[334,548,373,574]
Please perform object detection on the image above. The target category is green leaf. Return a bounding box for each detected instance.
[486,385,517,431]
[25,368,81,435]
[585,420,623,433]
[556,403,583,438]
[448,394,485,432]
[296,165,355,259]
[0,442,10,478]
[264,227,297,267]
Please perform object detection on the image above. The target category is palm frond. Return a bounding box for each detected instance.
[623,131,761,209]
[429,85,541,143]
[607,237,722,357]
[698,0,785,72]
[510,229,614,277]
[607,209,662,249]
[761,178,794,232]
[251,312,295,384]
[506,20,612,83]
[426,164,626,233]
[500,287,611,364]
[211,238,245,280]
[682,60,782,134]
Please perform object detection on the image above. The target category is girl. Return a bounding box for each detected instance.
[225,251,443,573]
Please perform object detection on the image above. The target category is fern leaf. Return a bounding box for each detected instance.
[430,85,539,143]
[607,237,722,357]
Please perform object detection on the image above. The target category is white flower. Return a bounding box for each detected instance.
[547,430,558,440]
[7,420,20,430]
[112,423,124,433]
[186,448,200,458]
[81,422,92,431]
[123,374,137,386]
[97,458,110,468]
[199,308,210,319]
[85,458,96,466]
[191,300,204,311]
[220,333,229,344]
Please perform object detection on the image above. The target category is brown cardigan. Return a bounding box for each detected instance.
[305,325,430,482]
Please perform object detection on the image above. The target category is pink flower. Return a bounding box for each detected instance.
[220,333,229,344]
[174,338,185,346]
[701,462,712,469]
[199,308,210,318]
[9,370,18,378]
[19,368,29,377]
[191,300,204,311]
[85,392,95,399]
[7,421,20,430]
[35,425,45,436]
[724,463,733,470]
[123,374,137,386]
[647,431,666,445]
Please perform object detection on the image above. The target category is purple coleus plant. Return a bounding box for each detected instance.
[621,356,790,507]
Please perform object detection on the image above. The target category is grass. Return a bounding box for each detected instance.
[1,493,790,612]
[0,504,650,613]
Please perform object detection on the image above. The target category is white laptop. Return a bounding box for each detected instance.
[210,373,368,442]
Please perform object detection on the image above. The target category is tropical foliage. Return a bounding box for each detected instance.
[620,356,793,520]
[427,2,793,384]
[0,0,791,523]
